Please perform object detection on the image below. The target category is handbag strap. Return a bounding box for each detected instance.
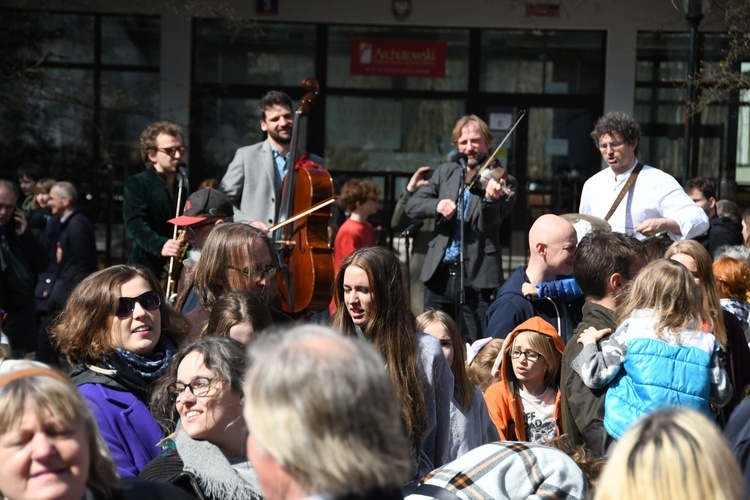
[603,161,643,222]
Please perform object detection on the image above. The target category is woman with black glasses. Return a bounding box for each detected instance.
[140,336,262,500]
[51,264,189,478]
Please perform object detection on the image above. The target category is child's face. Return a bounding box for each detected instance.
[510,332,547,387]
[35,190,50,208]
[422,320,454,366]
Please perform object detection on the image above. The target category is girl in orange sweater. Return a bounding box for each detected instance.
[484,316,565,443]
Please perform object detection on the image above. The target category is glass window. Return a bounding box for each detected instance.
[480,30,605,94]
[101,16,160,66]
[100,71,160,163]
[193,20,316,85]
[327,26,469,91]
[1,10,95,64]
[324,96,464,174]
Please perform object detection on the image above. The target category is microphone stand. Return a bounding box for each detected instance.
[456,158,467,335]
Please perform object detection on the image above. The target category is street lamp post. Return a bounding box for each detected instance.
[682,0,707,184]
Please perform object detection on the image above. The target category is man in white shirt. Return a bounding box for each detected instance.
[579,112,708,240]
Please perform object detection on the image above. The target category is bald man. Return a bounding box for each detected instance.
[484,214,582,342]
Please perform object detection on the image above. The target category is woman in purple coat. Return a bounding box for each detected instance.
[52,265,189,477]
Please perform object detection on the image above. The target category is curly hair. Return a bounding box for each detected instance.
[590,112,641,155]
[139,121,185,168]
[51,265,190,365]
[338,178,381,212]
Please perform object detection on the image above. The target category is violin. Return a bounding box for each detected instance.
[464,110,526,200]
[466,154,515,200]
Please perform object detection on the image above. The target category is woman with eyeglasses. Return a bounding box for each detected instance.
[483,316,565,443]
[140,336,262,499]
[186,222,288,340]
[51,265,190,478]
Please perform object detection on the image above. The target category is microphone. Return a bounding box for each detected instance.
[454,153,468,169]
[176,162,188,188]
[400,219,424,237]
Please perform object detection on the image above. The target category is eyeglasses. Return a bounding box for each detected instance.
[167,376,218,401]
[228,264,278,283]
[156,146,188,157]
[115,290,161,318]
[510,348,540,362]
[598,141,623,151]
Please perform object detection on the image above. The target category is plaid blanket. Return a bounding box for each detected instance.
[406,442,586,500]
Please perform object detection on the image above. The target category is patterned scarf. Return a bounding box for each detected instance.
[101,337,177,402]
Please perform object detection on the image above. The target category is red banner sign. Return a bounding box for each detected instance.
[350,40,446,78]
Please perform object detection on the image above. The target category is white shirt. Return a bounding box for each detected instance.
[579,161,708,240]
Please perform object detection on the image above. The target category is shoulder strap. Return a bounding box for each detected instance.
[604,161,643,222]
[411,483,464,500]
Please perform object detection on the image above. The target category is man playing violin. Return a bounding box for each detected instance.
[406,114,517,342]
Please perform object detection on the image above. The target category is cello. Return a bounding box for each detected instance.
[270,77,335,315]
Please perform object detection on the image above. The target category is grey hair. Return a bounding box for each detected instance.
[244,325,411,497]
[713,244,750,265]
[52,181,78,207]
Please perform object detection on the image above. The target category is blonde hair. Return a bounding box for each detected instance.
[0,370,121,499]
[508,331,562,389]
[417,310,474,411]
[617,259,708,340]
[467,339,503,392]
[664,241,726,346]
[595,408,743,500]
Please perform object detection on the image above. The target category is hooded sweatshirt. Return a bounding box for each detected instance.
[483,317,566,442]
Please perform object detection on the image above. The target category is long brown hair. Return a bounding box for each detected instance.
[331,246,427,442]
[417,309,474,411]
[51,265,189,365]
[664,240,726,347]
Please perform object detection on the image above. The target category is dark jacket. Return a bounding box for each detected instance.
[404,161,516,289]
[560,301,616,457]
[721,309,750,421]
[694,216,743,259]
[484,266,583,342]
[724,397,750,493]
[140,447,205,499]
[123,168,176,277]
[49,210,98,310]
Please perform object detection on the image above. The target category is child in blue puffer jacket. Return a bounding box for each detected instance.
[571,258,732,440]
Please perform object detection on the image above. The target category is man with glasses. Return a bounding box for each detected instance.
[579,112,707,240]
[167,188,233,313]
[124,121,188,279]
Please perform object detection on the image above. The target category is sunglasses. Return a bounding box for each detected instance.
[116,290,161,318]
